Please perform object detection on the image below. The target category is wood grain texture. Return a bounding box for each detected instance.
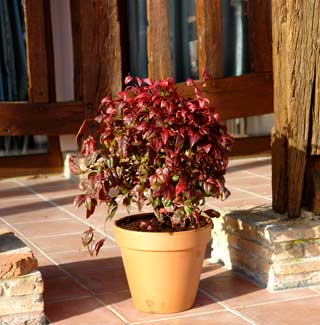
[247,0,272,72]
[311,35,320,155]
[196,0,223,78]
[271,0,289,214]
[147,0,173,80]
[272,0,320,217]
[71,0,123,117]
[0,102,84,135]
[230,136,271,157]
[24,0,49,102]
[176,73,273,120]
[0,155,62,179]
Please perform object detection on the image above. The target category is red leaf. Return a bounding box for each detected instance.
[94,239,106,255]
[82,228,94,246]
[124,75,133,85]
[188,130,200,147]
[161,129,170,144]
[136,77,143,86]
[74,194,85,208]
[204,209,220,218]
[143,78,153,85]
[69,156,81,175]
[76,120,88,143]
[186,78,194,86]
[81,135,96,156]
[175,180,188,195]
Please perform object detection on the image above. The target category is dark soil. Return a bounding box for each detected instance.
[116,213,211,233]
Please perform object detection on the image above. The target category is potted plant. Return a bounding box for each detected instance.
[70,76,233,313]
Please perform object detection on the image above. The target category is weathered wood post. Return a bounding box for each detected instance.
[272,1,320,217]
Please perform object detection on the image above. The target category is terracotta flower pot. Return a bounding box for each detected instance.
[113,214,212,313]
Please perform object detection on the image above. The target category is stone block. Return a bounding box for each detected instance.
[273,257,320,275]
[0,271,43,297]
[0,294,43,316]
[211,207,320,290]
[0,310,46,325]
[0,231,38,279]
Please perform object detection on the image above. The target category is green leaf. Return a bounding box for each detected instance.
[184,204,192,216]
[172,175,179,181]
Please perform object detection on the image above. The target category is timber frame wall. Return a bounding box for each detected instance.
[0,0,273,177]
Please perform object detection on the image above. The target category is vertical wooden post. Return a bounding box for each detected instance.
[71,0,123,118]
[146,0,173,80]
[247,0,272,73]
[24,0,63,169]
[272,0,320,217]
[195,0,223,78]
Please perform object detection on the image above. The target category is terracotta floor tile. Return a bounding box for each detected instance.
[97,290,131,305]
[64,267,130,295]
[48,246,122,271]
[32,233,84,254]
[0,198,47,217]
[239,295,320,324]
[200,262,234,280]
[200,273,318,308]
[109,291,224,323]
[227,175,268,188]
[209,198,271,209]
[36,256,66,279]
[3,205,71,224]
[43,274,91,303]
[31,232,114,254]
[12,219,87,238]
[45,297,125,324]
[0,186,34,201]
[145,310,250,324]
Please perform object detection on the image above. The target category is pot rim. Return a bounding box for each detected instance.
[114,212,212,235]
[113,213,212,251]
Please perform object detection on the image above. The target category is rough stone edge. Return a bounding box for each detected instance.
[209,204,320,290]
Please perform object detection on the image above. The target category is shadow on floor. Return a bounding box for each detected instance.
[0,179,77,199]
[0,196,75,217]
[39,256,261,322]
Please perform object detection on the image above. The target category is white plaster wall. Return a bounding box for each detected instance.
[50,0,77,152]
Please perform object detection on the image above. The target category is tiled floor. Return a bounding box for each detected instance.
[1,156,320,324]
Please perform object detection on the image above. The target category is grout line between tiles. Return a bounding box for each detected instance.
[13,179,116,243]
[0,217,131,324]
[47,245,119,255]
[310,287,320,294]
[8,217,71,225]
[129,309,227,325]
[106,305,131,324]
[28,232,83,239]
[242,170,271,180]
[233,293,320,310]
[228,185,272,201]
[46,295,93,304]
[199,288,257,325]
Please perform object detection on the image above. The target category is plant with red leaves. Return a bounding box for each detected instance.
[71,76,233,255]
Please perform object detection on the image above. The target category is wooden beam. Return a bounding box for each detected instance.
[0,102,84,135]
[176,73,273,120]
[0,154,62,179]
[230,136,270,157]
[247,0,272,72]
[24,0,49,102]
[146,0,173,80]
[71,0,123,117]
[272,1,320,217]
[195,0,223,78]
